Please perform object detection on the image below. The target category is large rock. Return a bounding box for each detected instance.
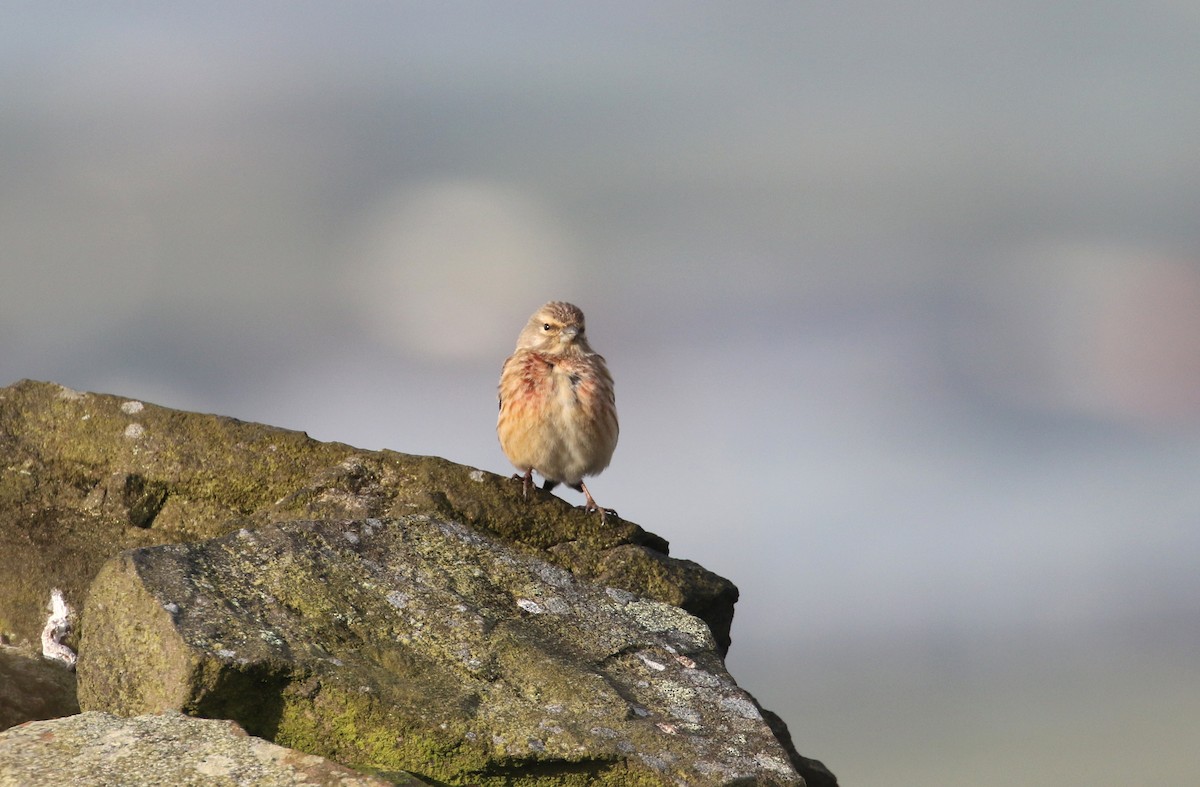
[0,710,419,786]
[1,380,836,785]
[78,516,802,785]
[0,380,735,653]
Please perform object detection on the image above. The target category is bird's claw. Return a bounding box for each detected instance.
[509,471,534,501]
[579,504,618,524]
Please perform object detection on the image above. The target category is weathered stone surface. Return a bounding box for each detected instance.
[0,380,835,785]
[0,380,735,653]
[0,645,79,732]
[78,517,802,786]
[0,710,420,786]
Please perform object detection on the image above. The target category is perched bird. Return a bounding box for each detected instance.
[497,301,619,521]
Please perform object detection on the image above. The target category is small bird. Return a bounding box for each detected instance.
[498,301,619,521]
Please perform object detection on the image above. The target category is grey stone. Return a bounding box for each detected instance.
[78,517,802,786]
[0,710,416,786]
[0,380,734,654]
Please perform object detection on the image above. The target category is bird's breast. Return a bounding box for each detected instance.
[497,349,617,482]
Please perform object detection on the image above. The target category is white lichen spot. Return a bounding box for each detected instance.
[535,563,572,587]
[654,722,678,735]
[120,400,144,414]
[100,728,141,757]
[41,589,76,669]
[216,649,237,659]
[468,469,485,482]
[638,653,667,671]
[639,752,674,773]
[385,591,409,609]
[719,694,763,720]
[685,669,722,688]
[343,530,360,545]
[657,680,697,707]
[123,423,145,439]
[619,599,715,650]
[670,705,702,724]
[195,754,236,777]
[328,657,344,667]
[755,752,795,775]
[516,598,544,614]
[162,602,180,615]
[630,705,651,718]
[258,630,284,646]
[544,597,571,614]
[56,385,86,400]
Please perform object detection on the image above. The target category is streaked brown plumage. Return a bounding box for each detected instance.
[497,301,619,520]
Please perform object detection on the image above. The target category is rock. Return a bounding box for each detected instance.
[761,708,841,787]
[0,380,735,653]
[0,710,421,785]
[0,380,836,784]
[0,645,79,732]
[78,517,803,785]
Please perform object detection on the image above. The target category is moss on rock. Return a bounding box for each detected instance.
[78,517,803,786]
[0,380,733,654]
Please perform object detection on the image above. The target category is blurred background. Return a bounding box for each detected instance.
[5,3,1199,784]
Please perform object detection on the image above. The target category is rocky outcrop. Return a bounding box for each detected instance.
[0,711,421,786]
[78,517,799,785]
[0,380,836,785]
[0,380,734,654]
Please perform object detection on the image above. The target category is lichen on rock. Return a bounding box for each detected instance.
[0,380,734,654]
[0,379,835,785]
[0,710,417,786]
[78,517,803,785]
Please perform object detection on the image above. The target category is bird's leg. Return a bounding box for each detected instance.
[578,480,617,523]
[509,469,535,500]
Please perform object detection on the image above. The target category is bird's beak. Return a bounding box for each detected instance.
[561,326,579,342]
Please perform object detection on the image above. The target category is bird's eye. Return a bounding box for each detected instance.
[542,323,553,331]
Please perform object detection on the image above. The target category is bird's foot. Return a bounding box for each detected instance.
[509,470,535,501]
[578,503,618,523]
[578,480,616,523]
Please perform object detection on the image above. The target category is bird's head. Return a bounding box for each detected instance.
[516,301,593,354]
